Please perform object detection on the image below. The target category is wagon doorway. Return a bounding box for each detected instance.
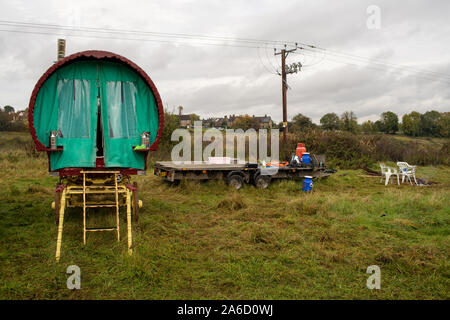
[94,72,140,168]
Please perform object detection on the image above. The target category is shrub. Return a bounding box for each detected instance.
[288,130,449,169]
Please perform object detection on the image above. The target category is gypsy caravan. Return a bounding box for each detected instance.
[28,50,164,260]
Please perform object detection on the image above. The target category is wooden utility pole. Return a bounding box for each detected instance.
[280,49,287,141]
[275,44,300,142]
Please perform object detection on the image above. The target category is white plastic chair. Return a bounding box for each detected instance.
[379,163,399,186]
[397,162,418,185]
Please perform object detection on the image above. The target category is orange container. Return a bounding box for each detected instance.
[296,143,306,157]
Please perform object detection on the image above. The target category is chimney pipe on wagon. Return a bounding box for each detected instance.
[57,39,66,61]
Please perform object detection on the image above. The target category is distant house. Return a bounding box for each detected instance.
[213,118,225,128]
[224,114,272,129]
[177,106,200,128]
[15,111,28,122]
[203,118,219,128]
[224,115,237,127]
[176,111,272,129]
[179,114,192,128]
[178,114,202,128]
[5,109,28,123]
[253,115,272,129]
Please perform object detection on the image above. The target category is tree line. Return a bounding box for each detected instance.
[286,110,449,138]
[2,103,449,139]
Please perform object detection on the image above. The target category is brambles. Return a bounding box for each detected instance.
[295,130,449,168]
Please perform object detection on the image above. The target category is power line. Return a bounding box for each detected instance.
[0,19,449,81]
[257,46,278,75]
[294,49,326,68]
[0,28,267,49]
[264,43,280,74]
[292,49,450,83]
[318,47,450,79]
[274,45,299,141]
[300,46,450,81]
[0,20,290,47]
[300,49,450,83]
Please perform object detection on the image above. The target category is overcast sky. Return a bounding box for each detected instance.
[0,0,449,123]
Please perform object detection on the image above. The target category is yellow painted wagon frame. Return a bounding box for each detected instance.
[54,171,141,261]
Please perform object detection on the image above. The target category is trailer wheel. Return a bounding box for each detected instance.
[254,174,271,189]
[227,174,244,190]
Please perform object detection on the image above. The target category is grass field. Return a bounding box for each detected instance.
[0,132,449,299]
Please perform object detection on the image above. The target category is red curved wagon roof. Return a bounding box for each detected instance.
[28,50,164,151]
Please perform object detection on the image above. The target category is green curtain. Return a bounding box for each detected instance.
[106,81,137,139]
[57,79,91,138]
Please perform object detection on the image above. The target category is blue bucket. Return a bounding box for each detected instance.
[302,176,313,192]
[301,152,311,165]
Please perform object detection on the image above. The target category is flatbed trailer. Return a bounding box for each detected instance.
[153,154,334,189]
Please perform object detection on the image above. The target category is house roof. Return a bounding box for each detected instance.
[179,115,191,121]
[254,116,271,123]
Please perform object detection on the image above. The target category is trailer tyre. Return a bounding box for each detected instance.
[254,174,271,189]
[227,174,244,190]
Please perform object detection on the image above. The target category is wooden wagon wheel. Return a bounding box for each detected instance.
[131,182,139,222]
